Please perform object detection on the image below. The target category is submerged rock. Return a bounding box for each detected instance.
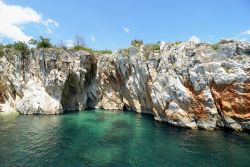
[0,40,250,130]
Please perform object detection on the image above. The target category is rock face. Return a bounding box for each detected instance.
[0,49,97,114]
[96,41,250,130]
[0,40,249,130]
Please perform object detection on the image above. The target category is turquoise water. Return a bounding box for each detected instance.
[0,110,250,167]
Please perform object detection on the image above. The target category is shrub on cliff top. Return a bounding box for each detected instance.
[150,43,160,50]
[211,43,220,50]
[219,39,234,44]
[29,36,53,48]
[73,45,94,54]
[3,42,29,55]
[12,41,29,54]
[0,44,4,57]
[73,46,112,55]
[144,43,160,51]
[174,41,183,45]
[131,39,143,47]
[142,43,160,61]
[95,49,112,55]
[73,35,86,47]
[57,40,68,50]
[211,39,234,51]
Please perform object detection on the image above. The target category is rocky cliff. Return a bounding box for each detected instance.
[0,40,249,130]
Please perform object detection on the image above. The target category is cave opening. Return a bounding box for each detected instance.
[61,57,98,112]
[61,73,80,112]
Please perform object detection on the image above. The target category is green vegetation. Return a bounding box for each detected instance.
[72,45,112,55]
[211,39,233,51]
[218,39,233,44]
[174,41,183,45]
[73,35,86,47]
[0,35,114,57]
[123,48,130,55]
[73,45,94,53]
[131,39,143,47]
[29,36,53,48]
[211,43,220,50]
[58,34,113,55]
[0,34,181,58]
[150,43,160,50]
[12,41,29,54]
[71,34,88,51]
[223,66,233,73]
[143,43,160,52]
[57,40,67,50]
[0,44,4,57]
[0,41,29,56]
[95,49,112,54]
[71,34,108,54]
[144,52,150,61]
[142,43,160,60]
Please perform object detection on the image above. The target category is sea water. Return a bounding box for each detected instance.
[0,110,249,167]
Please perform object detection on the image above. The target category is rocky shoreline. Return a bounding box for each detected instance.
[0,40,249,130]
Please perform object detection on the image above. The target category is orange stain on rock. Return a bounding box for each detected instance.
[211,81,250,119]
[184,80,208,119]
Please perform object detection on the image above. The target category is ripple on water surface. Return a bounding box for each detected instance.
[0,110,250,167]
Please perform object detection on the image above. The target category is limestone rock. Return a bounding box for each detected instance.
[95,40,250,130]
[16,80,63,115]
[0,48,97,114]
[0,40,250,131]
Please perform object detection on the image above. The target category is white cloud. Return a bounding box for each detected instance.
[188,35,201,43]
[0,0,59,42]
[240,29,250,35]
[91,35,96,43]
[123,27,130,33]
[43,18,59,27]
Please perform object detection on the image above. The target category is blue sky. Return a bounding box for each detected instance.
[1,0,250,50]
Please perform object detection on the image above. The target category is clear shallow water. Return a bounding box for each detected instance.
[0,110,250,167]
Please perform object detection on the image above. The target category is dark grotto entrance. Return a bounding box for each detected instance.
[60,55,98,112]
[61,73,80,112]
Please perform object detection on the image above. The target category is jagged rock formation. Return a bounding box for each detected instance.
[0,40,249,130]
[0,49,97,114]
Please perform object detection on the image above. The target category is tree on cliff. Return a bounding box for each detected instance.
[131,39,143,47]
[12,41,29,54]
[74,35,86,47]
[29,36,52,48]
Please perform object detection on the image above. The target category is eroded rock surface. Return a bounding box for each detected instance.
[96,40,250,130]
[0,40,249,130]
[0,49,97,114]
